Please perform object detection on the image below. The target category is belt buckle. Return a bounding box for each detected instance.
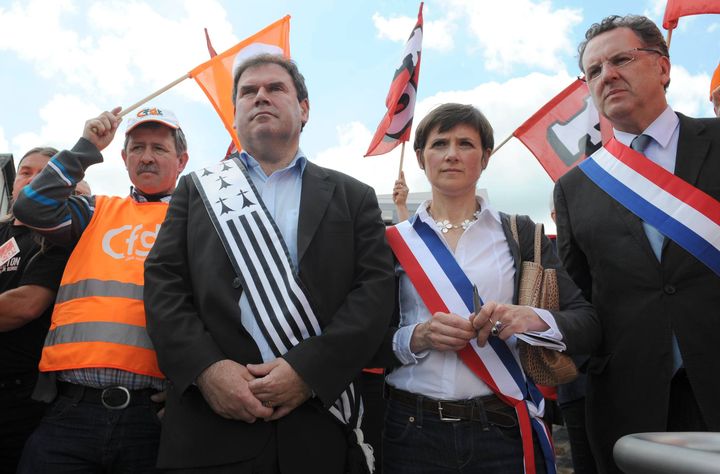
[101,386,131,410]
[437,402,461,422]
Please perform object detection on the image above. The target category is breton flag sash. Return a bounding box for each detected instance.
[190,156,366,451]
[579,138,720,276]
[386,218,556,474]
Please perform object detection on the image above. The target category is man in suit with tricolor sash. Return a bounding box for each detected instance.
[554,14,720,474]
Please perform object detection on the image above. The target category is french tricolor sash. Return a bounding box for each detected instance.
[386,218,556,474]
[579,138,720,276]
[191,156,371,467]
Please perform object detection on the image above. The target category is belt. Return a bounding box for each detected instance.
[385,384,517,426]
[57,382,158,410]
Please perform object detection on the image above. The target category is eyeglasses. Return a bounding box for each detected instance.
[579,48,665,83]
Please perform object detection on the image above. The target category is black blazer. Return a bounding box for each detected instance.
[144,161,395,470]
[554,113,720,473]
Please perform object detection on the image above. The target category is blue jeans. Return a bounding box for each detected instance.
[382,399,549,474]
[17,392,161,473]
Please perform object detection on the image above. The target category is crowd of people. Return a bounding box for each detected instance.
[1,13,719,474]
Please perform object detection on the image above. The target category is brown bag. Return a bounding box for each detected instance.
[510,215,578,386]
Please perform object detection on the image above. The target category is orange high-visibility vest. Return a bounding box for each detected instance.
[39,195,168,378]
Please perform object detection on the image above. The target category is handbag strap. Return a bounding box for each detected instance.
[532,223,542,264]
[510,214,543,264]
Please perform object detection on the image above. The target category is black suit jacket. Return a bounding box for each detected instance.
[144,161,395,471]
[554,114,720,473]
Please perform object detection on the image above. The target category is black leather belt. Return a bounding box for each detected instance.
[385,384,517,426]
[58,382,157,410]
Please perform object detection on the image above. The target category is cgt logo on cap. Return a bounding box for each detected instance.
[137,108,165,118]
[125,106,180,134]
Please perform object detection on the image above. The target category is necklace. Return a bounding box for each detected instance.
[428,207,482,233]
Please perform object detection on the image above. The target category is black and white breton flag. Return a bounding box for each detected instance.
[190,156,363,430]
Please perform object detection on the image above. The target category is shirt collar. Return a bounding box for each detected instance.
[238,149,307,177]
[130,186,172,203]
[413,194,500,225]
[614,105,678,149]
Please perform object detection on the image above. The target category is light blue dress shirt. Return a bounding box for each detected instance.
[237,150,307,362]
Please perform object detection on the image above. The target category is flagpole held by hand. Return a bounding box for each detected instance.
[90,73,191,134]
[119,73,191,117]
[398,142,406,179]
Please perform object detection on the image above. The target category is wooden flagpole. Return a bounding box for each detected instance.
[119,73,191,117]
[90,73,191,134]
[666,28,673,51]
[398,141,406,179]
[491,133,513,156]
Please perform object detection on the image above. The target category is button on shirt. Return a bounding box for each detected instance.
[386,198,562,400]
[238,150,307,363]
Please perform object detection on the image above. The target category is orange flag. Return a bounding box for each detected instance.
[189,16,291,151]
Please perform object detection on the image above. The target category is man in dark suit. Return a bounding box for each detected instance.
[554,14,720,474]
[143,54,395,473]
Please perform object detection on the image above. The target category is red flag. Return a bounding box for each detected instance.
[663,0,720,30]
[203,27,237,158]
[514,79,612,182]
[365,3,423,157]
[189,17,291,151]
[204,28,218,57]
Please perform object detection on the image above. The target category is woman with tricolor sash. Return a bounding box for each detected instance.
[381,103,596,474]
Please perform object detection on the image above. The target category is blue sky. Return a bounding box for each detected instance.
[1,0,718,231]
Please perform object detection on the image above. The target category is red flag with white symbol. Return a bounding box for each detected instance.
[365,3,423,157]
[513,79,612,182]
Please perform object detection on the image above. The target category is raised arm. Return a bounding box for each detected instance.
[13,108,122,247]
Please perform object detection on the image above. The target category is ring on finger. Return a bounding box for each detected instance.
[491,320,503,336]
[263,400,273,408]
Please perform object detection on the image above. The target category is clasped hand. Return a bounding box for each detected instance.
[197,358,311,423]
[410,302,547,353]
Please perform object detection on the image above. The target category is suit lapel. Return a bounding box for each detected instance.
[673,114,710,187]
[611,197,661,265]
[297,162,334,263]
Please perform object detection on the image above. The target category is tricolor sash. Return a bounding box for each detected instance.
[191,156,370,465]
[579,138,720,276]
[386,218,555,474]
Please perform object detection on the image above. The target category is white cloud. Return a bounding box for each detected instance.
[372,7,456,52]
[450,0,583,73]
[10,94,130,196]
[0,0,233,102]
[372,0,582,73]
[313,70,575,232]
[667,65,714,118]
[707,22,720,33]
[647,0,667,19]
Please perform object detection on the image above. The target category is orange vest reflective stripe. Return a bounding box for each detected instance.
[40,195,168,378]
